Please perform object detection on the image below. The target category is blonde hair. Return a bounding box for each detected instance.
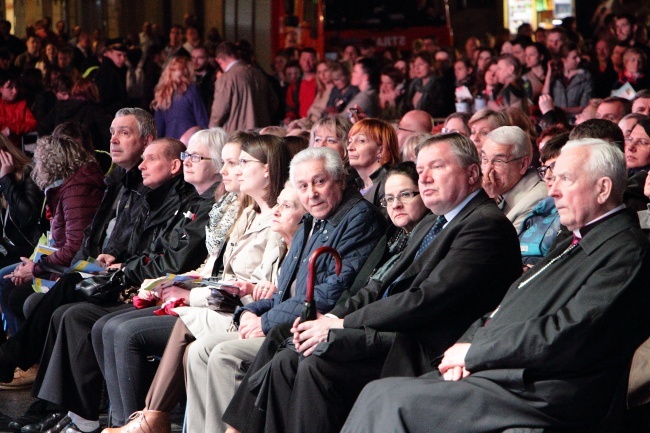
[152,56,195,111]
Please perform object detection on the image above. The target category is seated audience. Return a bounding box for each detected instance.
[343,139,650,433]
[596,96,631,124]
[468,108,509,154]
[632,89,650,116]
[222,133,522,433]
[395,110,433,149]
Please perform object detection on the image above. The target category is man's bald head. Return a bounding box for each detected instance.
[396,110,433,148]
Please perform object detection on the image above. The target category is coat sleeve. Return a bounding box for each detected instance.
[122,198,210,286]
[0,171,43,232]
[35,182,104,274]
[209,73,233,127]
[259,205,385,334]
[465,238,650,374]
[190,84,209,129]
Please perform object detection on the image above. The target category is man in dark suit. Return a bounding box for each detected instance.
[342,138,650,432]
[223,133,522,433]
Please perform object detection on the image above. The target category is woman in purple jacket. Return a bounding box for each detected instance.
[152,55,209,141]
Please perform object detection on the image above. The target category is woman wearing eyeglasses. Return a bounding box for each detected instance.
[152,55,209,141]
[624,117,650,175]
[101,136,301,433]
[95,133,293,429]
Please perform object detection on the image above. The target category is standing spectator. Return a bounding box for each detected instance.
[491,55,529,113]
[142,44,166,109]
[543,42,593,116]
[57,46,80,82]
[0,20,26,60]
[13,36,41,72]
[182,26,201,55]
[523,42,549,103]
[165,25,190,59]
[35,42,58,76]
[94,40,128,115]
[405,51,452,118]
[285,48,318,123]
[592,38,618,98]
[545,27,567,58]
[72,31,96,73]
[209,41,276,132]
[345,57,381,118]
[191,46,216,113]
[152,56,208,140]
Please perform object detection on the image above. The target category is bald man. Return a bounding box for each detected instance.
[395,110,433,148]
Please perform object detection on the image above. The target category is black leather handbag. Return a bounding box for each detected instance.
[75,270,127,304]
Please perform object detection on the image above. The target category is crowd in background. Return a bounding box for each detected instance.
[0,5,647,433]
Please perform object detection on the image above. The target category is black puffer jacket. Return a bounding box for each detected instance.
[0,165,44,266]
[121,175,215,287]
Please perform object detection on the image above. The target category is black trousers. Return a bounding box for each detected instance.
[0,272,85,370]
[31,301,131,420]
[223,324,387,433]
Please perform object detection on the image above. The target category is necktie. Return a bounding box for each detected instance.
[415,215,447,259]
[381,215,448,299]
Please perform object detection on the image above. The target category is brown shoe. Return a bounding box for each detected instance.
[0,365,37,390]
[101,410,170,433]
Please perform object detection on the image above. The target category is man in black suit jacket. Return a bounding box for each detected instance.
[343,138,650,433]
[223,133,522,433]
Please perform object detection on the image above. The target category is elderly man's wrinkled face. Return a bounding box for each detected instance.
[416,141,479,215]
[548,146,612,231]
[292,159,344,220]
[481,138,528,197]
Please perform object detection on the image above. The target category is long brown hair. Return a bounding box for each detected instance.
[151,55,195,111]
[0,133,31,182]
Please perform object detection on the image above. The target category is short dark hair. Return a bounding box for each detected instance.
[154,137,185,161]
[355,57,380,89]
[540,132,570,163]
[53,122,95,152]
[599,97,632,116]
[216,41,238,59]
[387,161,419,186]
[569,119,625,151]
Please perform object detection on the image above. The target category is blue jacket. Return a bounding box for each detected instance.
[236,188,385,333]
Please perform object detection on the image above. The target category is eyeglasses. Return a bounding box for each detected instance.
[481,155,525,168]
[537,161,555,181]
[380,191,420,207]
[396,125,419,133]
[239,158,264,167]
[625,137,650,147]
[180,152,212,163]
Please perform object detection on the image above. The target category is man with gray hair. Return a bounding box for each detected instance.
[344,138,650,433]
[481,125,547,231]
[222,133,522,433]
[182,147,386,433]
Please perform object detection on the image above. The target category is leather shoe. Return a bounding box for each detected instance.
[21,412,67,433]
[44,421,101,433]
[7,415,40,431]
[41,415,70,433]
